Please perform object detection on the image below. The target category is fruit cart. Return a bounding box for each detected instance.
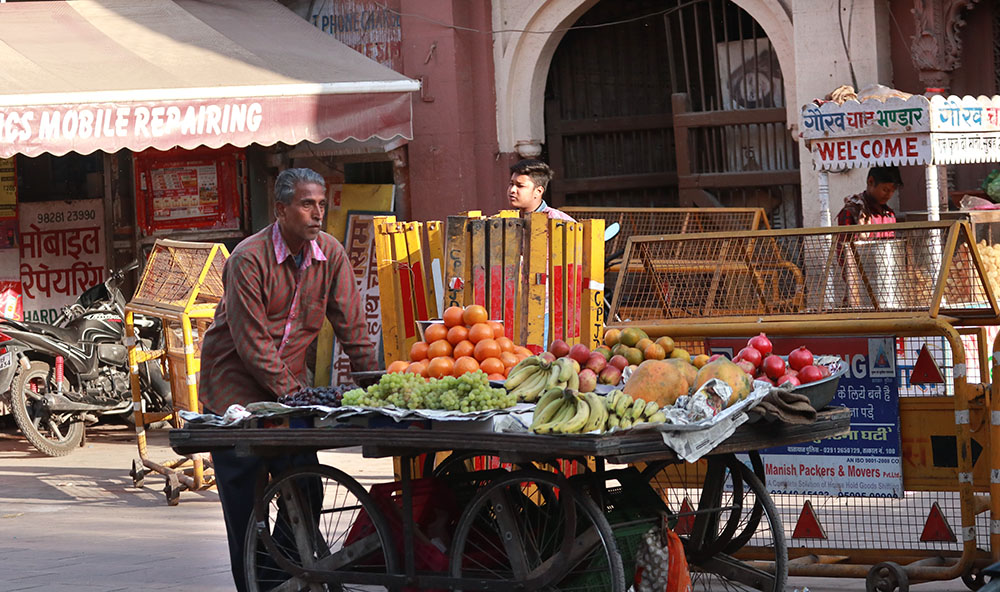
[169,406,850,591]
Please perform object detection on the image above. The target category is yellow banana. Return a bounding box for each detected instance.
[606,413,620,430]
[531,390,568,429]
[581,391,608,433]
[619,415,633,429]
[630,398,647,420]
[556,358,575,382]
[532,387,565,419]
[566,370,580,391]
[555,392,590,434]
[643,400,660,418]
[648,411,667,424]
[533,394,577,433]
[543,364,563,389]
[504,363,541,390]
[510,370,549,402]
[605,392,619,413]
[614,393,633,417]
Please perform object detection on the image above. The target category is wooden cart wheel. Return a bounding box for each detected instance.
[429,451,591,478]
[962,565,986,591]
[685,465,788,592]
[245,464,399,592]
[448,468,625,591]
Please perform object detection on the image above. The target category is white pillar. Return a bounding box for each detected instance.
[925,164,940,222]
[818,170,831,227]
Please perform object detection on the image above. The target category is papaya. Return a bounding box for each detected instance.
[692,358,753,407]
[665,358,697,390]
[623,359,688,408]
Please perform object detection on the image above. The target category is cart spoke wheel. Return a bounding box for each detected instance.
[245,465,398,592]
[449,468,625,591]
[647,459,786,592]
[866,561,909,592]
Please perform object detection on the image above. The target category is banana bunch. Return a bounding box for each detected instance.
[505,356,580,402]
[603,390,666,430]
[530,387,607,434]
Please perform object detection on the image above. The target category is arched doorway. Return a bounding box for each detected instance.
[543,0,800,228]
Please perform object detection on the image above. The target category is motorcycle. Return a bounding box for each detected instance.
[0,262,171,456]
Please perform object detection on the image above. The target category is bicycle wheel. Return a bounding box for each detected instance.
[687,464,787,592]
[642,455,744,560]
[245,464,398,592]
[449,468,625,591]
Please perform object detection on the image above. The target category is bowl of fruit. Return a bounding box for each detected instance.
[735,336,847,411]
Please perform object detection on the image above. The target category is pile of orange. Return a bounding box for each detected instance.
[386,304,533,380]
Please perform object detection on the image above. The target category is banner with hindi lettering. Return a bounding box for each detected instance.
[326,212,386,386]
[0,158,15,218]
[19,199,106,324]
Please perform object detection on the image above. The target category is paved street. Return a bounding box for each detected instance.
[0,419,973,591]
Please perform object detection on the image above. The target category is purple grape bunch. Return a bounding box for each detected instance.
[278,383,358,408]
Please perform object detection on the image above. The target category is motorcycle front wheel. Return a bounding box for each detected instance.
[11,360,84,456]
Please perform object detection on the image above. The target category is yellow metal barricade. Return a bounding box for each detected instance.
[608,220,1000,587]
[124,239,229,505]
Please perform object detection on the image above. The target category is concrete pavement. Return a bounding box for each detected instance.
[0,419,973,591]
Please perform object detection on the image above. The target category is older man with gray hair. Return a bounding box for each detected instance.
[199,167,377,591]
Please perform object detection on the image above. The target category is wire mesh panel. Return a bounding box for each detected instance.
[562,207,767,257]
[609,221,998,322]
[131,239,227,312]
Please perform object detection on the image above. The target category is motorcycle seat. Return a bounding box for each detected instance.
[7,320,79,343]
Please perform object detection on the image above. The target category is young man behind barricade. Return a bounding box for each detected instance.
[836,165,902,237]
[198,168,377,592]
[507,159,576,222]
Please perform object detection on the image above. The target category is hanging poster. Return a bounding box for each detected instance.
[0,157,16,218]
[149,163,220,223]
[18,199,106,324]
[318,211,390,386]
[0,250,21,321]
[308,0,403,72]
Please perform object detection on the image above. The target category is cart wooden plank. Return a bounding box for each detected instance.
[170,406,850,464]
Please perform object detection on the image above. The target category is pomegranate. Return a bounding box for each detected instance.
[707,353,725,363]
[777,374,801,387]
[756,376,776,386]
[762,355,787,380]
[747,333,773,356]
[735,360,756,375]
[788,346,814,371]
[735,346,763,369]
[817,365,832,379]
[798,365,824,384]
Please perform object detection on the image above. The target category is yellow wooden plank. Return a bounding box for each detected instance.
[443,216,469,310]
[503,217,523,341]
[573,221,584,342]
[488,217,504,321]
[497,209,519,218]
[581,219,605,350]
[374,216,402,363]
[425,220,444,319]
[470,219,488,307]
[403,222,432,323]
[550,218,567,344]
[392,222,420,356]
[522,213,548,351]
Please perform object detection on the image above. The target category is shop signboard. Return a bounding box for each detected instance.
[308,0,403,72]
[809,134,930,170]
[709,335,903,498]
[800,95,930,140]
[328,212,386,386]
[18,199,106,324]
[0,157,15,218]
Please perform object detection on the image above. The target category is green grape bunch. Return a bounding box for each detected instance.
[342,370,515,412]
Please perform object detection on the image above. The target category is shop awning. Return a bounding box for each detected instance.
[0,0,419,158]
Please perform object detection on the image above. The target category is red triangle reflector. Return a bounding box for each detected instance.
[910,344,945,385]
[792,500,827,539]
[675,497,695,535]
[920,502,956,542]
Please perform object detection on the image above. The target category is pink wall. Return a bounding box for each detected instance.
[400,0,513,221]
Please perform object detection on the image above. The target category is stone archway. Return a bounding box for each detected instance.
[493,0,797,157]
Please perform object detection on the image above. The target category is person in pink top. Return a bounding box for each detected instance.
[507,159,576,222]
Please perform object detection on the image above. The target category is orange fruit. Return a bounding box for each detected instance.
[468,322,493,344]
[500,351,519,369]
[409,341,429,362]
[488,373,507,381]
[427,339,453,359]
[513,346,533,357]
[423,322,448,344]
[452,339,475,359]
[427,356,455,379]
[387,360,409,373]
[643,343,666,360]
[462,304,489,326]
[474,338,501,362]
[405,361,428,377]
[443,306,465,328]
[453,356,480,377]
[480,357,505,376]
[446,324,469,345]
[488,321,505,339]
[496,336,515,353]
